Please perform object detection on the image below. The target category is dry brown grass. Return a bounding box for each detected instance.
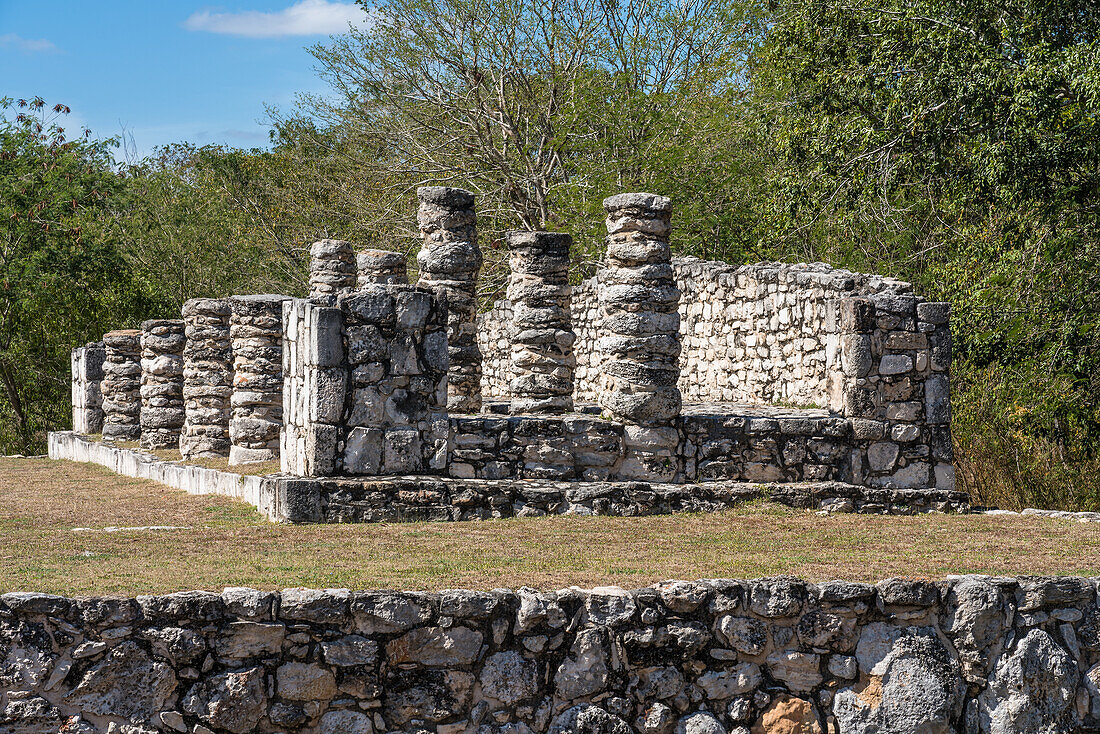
[1,457,1098,596]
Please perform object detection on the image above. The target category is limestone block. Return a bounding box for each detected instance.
[357,249,408,286]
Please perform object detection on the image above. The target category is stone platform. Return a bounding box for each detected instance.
[48,431,969,524]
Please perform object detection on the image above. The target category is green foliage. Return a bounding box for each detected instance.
[753,0,1100,508]
[0,98,156,453]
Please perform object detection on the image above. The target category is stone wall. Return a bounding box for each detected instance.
[478,258,954,490]
[3,576,1098,733]
[480,258,920,410]
[282,286,450,477]
[70,342,105,435]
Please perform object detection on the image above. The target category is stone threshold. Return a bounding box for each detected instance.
[47,431,970,524]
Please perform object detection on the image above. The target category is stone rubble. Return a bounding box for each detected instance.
[416,186,482,413]
[229,294,292,465]
[139,319,186,451]
[2,576,1098,733]
[598,193,682,481]
[308,239,356,299]
[507,231,576,415]
[357,249,408,286]
[100,329,143,442]
[180,298,233,459]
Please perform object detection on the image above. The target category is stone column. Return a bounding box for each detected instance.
[309,239,357,299]
[139,319,186,450]
[506,231,575,414]
[229,294,292,465]
[599,193,682,481]
[357,249,408,286]
[71,342,105,434]
[180,298,232,459]
[100,330,142,442]
[416,186,482,413]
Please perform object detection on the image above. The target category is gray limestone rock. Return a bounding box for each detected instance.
[975,628,1078,734]
[833,628,964,734]
[554,627,610,700]
[481,650,539,705]
[67,641,177,721]
[181,666,266,734]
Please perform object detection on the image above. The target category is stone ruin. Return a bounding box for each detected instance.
[69,188,958,521]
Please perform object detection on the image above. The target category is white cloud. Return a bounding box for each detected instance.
[0,33,59,53]
[183,0,365,38]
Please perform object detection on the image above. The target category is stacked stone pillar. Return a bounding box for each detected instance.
[416,186,482,413]
[357,249,408,286]
[71,342,105,434]
[309,239,357,299]
[506,231,575,414]
[180,298,232,459]
[599,193,682,481]
[100,330,142,442]
[139,320,186,450]
[229,294,291,465]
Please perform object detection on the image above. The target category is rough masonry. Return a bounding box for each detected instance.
[357,249,408,287]
[416,186,482,413]
[309,239,357,299]
[507,231,575,415]
[100,329,142,442]
[70,342,105,435]
[229,295,292,465]
[598,194,682,481]
[180,298,233,459]
[3,576,1099,734]
[139,319,186,451]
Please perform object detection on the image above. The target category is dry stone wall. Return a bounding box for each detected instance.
[479,257,954,490]
[70,342,105,435]
[3,576,1098,734]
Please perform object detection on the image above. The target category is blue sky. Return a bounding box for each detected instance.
[1,0,367,160]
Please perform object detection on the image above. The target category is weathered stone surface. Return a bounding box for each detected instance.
[386,626,483,667]
[834,628,963,734]
[67,642,177,721]
[696,663,761,699]
[751,695,822,734]
[549,704,633,734]
[319,709,374,734]
[944,576,1010,682]
[275,662,337,701]
[215,621,284,660]
[481,650,539,705]
[182,666,265,734]
[555,627,610,699]
[675,711,726,734]
[975,628,1078,733]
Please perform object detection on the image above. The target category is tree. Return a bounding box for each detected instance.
[290,0,766,296]
[752,0,1100,508]
[0,97,156,453]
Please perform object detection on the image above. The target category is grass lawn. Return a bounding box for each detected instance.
[1,456,1098,596]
